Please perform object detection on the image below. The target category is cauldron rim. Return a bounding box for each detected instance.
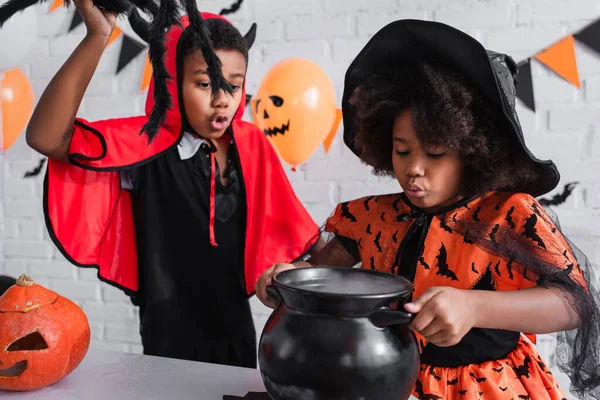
[272,266,413,300]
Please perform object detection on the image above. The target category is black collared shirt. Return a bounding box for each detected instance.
[120,131,256,368]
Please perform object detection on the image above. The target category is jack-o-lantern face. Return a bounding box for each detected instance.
[0,274,90,392]
[251,58,342,167]
[0,331,48,378]
[255,95,289,137]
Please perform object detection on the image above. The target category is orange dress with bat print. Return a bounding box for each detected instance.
[325,191,580,400]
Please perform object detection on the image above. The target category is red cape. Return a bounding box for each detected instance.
[43,14,318,296]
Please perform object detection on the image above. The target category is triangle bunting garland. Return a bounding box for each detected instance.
[117,35,146,73]
[44,5,599,106]
[141,54,153,92]
[534,35,580,88]
[69,11,84,32]
[49,0,64,12]
[513,18,600,111]
[516,59,535,112]
[574,19,600,56]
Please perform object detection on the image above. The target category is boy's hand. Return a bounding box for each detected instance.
[404,287,477,347]
[74,0,117,39]
[256,263,296,309]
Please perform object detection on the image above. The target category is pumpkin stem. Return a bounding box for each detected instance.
[16,273,34,287]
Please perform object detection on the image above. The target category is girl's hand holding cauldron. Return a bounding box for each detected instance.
[404,286,477,347]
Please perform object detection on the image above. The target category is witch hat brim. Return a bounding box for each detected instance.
[342,19,559,198]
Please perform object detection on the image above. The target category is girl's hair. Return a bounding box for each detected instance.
[180,18,249,62]
[349,61,541,197]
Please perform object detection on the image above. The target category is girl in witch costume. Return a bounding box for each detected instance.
[257,20,600,399]
[18,0,318,368]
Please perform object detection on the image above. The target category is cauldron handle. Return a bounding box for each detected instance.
[369,307,415,327]
[266,285,282,305]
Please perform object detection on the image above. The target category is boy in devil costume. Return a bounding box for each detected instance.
[18,0,318,368]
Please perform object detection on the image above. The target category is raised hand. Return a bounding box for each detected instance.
[73,0,117,39]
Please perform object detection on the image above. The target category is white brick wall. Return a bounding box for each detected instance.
[1,1,599,397]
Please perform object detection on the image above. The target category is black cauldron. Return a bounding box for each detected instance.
[258,267,420,400]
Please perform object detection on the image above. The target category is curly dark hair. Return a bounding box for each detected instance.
[180,18,249,62]
[349,61,541,197]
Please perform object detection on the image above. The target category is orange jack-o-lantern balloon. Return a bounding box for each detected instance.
[251,58,342,168]
[0,274,90,392]
[1,68,35,151]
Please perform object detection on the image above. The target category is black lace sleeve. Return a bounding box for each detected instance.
[444,198,600,399]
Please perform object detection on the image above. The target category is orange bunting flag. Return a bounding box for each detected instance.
[107,26,123,47]
[141,54,153,92]
[535,35,580,88]
[49,0,64,12]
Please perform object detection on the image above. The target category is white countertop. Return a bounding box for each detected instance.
[0,348,267,400]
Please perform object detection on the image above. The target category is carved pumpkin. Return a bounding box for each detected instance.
[0,274,90,391]
[251,58,342,168]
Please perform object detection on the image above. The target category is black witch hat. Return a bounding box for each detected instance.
[0,0,247,142]
[342,19,560,198]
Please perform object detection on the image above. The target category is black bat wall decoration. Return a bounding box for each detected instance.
[23,158,47,178]
[218,0,244,16]
[538,182,578,206]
